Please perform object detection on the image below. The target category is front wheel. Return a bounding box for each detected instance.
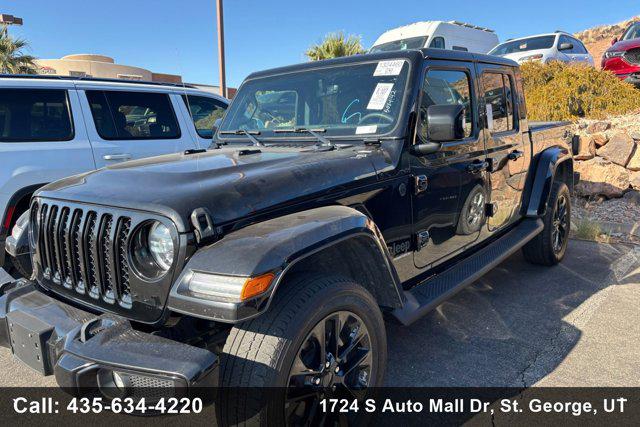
[217,274,387,426]
[522,181,570,265]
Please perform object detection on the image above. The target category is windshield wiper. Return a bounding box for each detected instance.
[219,129,264,147]
[274,127,335,149]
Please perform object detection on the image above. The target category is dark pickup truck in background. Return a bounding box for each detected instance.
[0,49,575,425]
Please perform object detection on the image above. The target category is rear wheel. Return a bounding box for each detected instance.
[522,181,570,265]
[217,274,386,426]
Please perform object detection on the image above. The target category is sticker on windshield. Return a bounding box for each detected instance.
[367,83,395,110]
[356,125,377,134]
[373,60,404,76]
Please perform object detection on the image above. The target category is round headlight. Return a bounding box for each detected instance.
[148,222,174,271]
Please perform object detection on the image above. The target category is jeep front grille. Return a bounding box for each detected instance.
[624,48,640,65]
[34,202,133,308]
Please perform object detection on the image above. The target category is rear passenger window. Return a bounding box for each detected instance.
[86,91,180,140]
[182,95,227,138]
[419,69,473,141]
[481,72,515,133]
[0,89,73,142]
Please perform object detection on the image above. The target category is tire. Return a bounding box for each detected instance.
[217,274,387,426]
[456,185,486,235]
[522,181,570,266]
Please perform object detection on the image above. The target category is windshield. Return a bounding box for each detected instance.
[219,60,410,140]
[489,35,556,55]
[369,36,428,53]
[622,23,640,41]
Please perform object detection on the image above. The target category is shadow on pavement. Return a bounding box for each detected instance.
[384,239,640,387]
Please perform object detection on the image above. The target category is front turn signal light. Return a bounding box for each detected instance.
[240,273,276,301]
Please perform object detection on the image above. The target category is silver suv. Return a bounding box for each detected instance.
[489,31,594,66]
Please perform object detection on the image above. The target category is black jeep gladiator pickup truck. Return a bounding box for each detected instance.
[0,49,574,424]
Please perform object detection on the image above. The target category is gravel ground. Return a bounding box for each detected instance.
[572,195,640,225]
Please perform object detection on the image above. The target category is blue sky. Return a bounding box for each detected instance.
[3,0,639,87]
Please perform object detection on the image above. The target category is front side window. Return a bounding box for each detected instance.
[369,36,428,53]
[182,95,227,138]
[429,37,445,49]
[489,36,556,55]
[418,69,473,141]
[86,90,180,140]
[622,23,640,41]
[0,89,73,142]
[219,60,410,140]
[482,72,515,133]
[566,37,588,54]
[559,35,585,54]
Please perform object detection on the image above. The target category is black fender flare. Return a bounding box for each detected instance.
[525,146,573,217]
[167,205,403,323]
[1,183,47,267]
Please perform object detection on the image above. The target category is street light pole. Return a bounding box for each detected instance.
[216,0,227,98]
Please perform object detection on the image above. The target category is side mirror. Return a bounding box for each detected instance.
[211,118,223,137]
[425,104,466,142]
[558,42,573,51]
[611,37,619,46]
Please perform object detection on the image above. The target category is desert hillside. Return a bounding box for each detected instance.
[574,15,640,67]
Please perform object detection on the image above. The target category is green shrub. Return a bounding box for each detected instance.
[520,61,640,122]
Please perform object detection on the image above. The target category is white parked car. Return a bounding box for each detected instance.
[0,76,228,275]
[489,31,594,65]
[370,20,499,54]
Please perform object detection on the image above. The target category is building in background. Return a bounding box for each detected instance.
[35,54,237,97]
[35,54,183,84]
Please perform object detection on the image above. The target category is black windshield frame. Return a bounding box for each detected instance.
[216,58,414,144]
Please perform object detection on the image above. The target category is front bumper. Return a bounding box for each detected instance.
[0,277,218,397]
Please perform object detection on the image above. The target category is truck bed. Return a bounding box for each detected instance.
[528,121,574,153]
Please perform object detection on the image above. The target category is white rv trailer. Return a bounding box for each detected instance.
[370,20,499,54]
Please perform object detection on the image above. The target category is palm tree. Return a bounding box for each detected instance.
[0,25,37,74]
[305,32,365,61]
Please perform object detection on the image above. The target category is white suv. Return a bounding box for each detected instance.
[489,31,594,66]
[0,76,228,275]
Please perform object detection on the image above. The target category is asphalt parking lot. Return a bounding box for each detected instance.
[1,239,639,388]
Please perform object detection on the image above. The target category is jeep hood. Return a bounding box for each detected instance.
[37,144,397,232]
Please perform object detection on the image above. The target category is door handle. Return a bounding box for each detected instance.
[467,160,490,174]
[103,153,132,161]
[507,150,524,161]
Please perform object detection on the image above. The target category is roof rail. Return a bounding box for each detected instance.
[447,20,495,33]
[554,30,570,34]
[0,74,198,89]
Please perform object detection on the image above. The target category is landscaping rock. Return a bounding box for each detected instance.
[592,133,609,147]
[631,172,640,190]
[627,146,640,171]
[596,132,635,167]
[574,135,595,160]
[623,190,640,205]
[586,121,611,134]
[575,158,630,198]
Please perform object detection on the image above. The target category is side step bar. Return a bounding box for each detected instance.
[392,218,544,326]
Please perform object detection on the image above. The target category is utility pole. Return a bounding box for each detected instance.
[216,0,227,98]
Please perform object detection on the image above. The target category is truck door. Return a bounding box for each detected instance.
[411,62,488,269]
[477,64,528,232]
